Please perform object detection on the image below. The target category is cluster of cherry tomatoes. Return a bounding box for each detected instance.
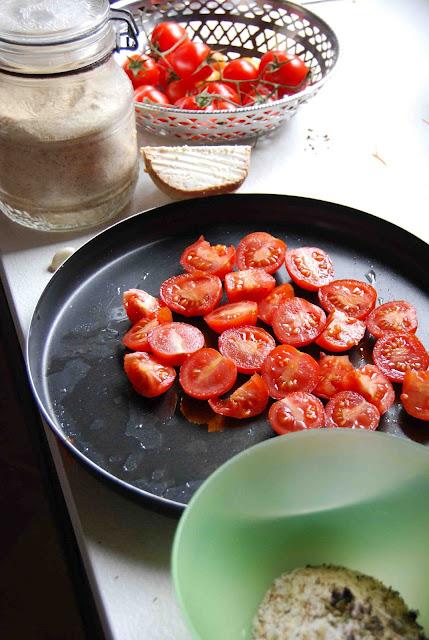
[122,21,310,110]
[121,231,429,436]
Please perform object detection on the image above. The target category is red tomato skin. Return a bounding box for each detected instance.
[222,58,259,98]
[204,301,258,334]
[262,345,320,399]
[373,332,429,383]
[122,307,173,351]
[151,22,188,54]
[313,353,355,399]
[124,352,176,398]
[366,300,418,338]
[325,391,380,430]
[224,269,276,303]
[315,310,366,352]
[235,231,286,274]
[208,374,269,419]
[174,95,233,110]
[401,370,429,421]
[272,297,326,347]
[259,51,309,96]
[195,81,240,104]
[218,325,276,374]
[318,279,377,320]
[122,54,161,89]
[180,235,235,279]
[123,289,163,324]
[258,283,295,325]
[285,247,334,291]
[242,84,279,105]
[179,348,237,400]
[134,85,170,106]
[167,41,212,81]
[147,322,205,366]
[166,78,193,103]
[349,364,395,415]
[269,392,326,435]
[160,272,222,317]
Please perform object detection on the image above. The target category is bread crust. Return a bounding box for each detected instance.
[141,145,251,199]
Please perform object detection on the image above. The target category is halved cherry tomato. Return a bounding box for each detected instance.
[325,391,380,430]
[285,247,334,291]
[147,321,205,366]
[180,235,235,279]
[225,268,276,303]
[262,345,320,399]
[204,301,258,334]
[122,54,161,89]
[268,392,326,435]
[222,57,259,99]
[123,289,164,324]
[150,21,188,54]
[124,351,176,398]
[348,364,395,415]
[313,353,355,399]
[258,283,295,325]
[372,332,429,383]
[318,279,377,320]
[134,85,170,106]
[166,41,212,83]
[208,374,269,418]
[315,309,366,352]
[179,347,237,399]
[272,297,326,347]
[160,272,222,317]
[235,232,286,274]
[401,370,429,421]
[366,300,418,338]
[218,325,276,374]
[259,51,309,96]
[122,307,173,351]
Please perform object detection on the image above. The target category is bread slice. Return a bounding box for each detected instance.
[252,565,428,640]
[141,145,251,198]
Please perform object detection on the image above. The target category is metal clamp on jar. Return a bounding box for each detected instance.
[0,0,140,231]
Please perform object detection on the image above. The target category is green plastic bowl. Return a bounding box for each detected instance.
[172,430,429,640]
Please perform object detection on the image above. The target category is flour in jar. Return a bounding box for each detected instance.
[0,58,138,229]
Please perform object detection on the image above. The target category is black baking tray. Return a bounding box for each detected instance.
[26,194,429,515]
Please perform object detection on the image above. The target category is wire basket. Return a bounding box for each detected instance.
[129,0,339,141]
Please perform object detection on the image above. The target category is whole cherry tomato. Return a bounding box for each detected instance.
[259,50,310,96]
[195,81,240,104]
[166,41,212,83]
[222,57,259,98]
[151,21,188,54]
[174,95,234,111]
[241,83,279,105]
[166,78,193,103]
[134,85,170,106]
[122,54,161,89]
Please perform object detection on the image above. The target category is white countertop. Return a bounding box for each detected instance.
[1,0,429,638]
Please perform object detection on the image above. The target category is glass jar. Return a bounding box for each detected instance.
[0,0,140,231]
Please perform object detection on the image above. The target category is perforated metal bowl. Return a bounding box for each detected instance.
[129,0,339,141]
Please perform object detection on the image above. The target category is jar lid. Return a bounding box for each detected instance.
[0,0,110,45]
